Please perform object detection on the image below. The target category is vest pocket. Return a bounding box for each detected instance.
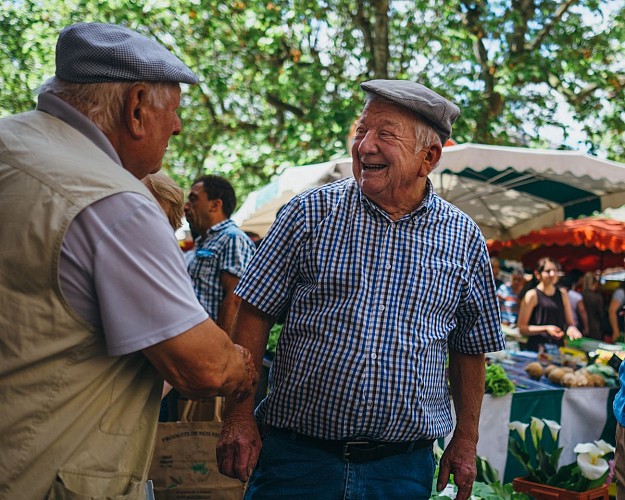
[99,364,156,436]
[47,470,142,499]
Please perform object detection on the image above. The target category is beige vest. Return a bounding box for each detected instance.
[0,111,162,499]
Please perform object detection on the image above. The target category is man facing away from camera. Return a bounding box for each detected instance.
[0,22,256,499]
[216,79,504,499]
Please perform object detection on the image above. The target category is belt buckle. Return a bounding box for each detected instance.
[342,440,371,462]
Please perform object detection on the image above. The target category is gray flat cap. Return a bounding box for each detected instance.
[55,22,198,84]
[361,79,460,144]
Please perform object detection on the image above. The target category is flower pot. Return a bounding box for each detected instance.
[512,477,609,500]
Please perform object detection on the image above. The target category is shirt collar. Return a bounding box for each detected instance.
[357,178,435,224]
[36,92,123,166]
[210,218,235,232]
[198,219,235,241]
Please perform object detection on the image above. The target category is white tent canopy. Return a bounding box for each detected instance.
[233,143,625,240]
[232,157,352,237]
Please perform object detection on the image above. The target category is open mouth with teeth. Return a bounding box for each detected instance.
[362,163,388,170]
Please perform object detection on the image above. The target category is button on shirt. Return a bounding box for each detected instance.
[188,219,255,319]
[235,178,504,442]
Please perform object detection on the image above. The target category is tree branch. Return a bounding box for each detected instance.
[354,0,375,74]
[266,93,305,118]
[372,0,389,78]
[526,0,577,52]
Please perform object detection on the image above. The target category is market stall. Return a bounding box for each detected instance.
[233,144,625,240]
[488,217,625,272]
[462,348,620,484]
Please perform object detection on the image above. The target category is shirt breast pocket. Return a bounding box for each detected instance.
[195,249,215,258]
[189,249,218,277]
[410,263,464,335]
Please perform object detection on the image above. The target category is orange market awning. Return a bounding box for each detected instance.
[488,218,625,271]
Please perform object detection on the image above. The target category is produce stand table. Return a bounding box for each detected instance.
[467,351,618,484]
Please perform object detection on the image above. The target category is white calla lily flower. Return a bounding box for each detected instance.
[530,417,545,449]
[508,421,529,442]
[574,443,601,455]
[577,453,609,480]
[542,419,561,441]
[594,440,616,455]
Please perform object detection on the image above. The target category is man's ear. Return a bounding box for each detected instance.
[210,198,224,213]
[417,143,443,178]
[124,83,149,139]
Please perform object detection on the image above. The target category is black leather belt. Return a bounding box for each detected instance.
[270,427,434,463]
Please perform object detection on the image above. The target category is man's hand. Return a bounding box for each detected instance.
[232,344,259,402]
[216,412,261,482]
[436,435,477,500]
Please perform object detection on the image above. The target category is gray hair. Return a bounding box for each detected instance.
[38,76,177,134]
[364,93,442,151]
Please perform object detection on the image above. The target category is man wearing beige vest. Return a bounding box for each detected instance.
[0,23,257,499]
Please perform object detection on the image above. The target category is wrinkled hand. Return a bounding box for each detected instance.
[217,413,261,482]
[436,436,477,500]
[233,344,259,402]
[545,325,564,339]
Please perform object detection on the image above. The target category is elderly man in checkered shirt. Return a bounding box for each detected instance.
[217,80,505,499]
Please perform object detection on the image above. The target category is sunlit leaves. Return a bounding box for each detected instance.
[1,0,624,203]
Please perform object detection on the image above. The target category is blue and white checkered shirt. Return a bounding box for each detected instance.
[235,178,504,441]
[188,219,255,319]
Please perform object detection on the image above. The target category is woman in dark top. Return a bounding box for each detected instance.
[517,257,583,352]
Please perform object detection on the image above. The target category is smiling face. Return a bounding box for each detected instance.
[351,98,441,218]
[537,259,560,286]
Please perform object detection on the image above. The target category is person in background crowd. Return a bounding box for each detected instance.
[559,270,589,335]
[245,230,264,248]
[142,172,187,417]
[580,272,604,341]
[497,269,526,326]
[609,281,625,343]
[184,174,256,334]
[216,79,505,500]
[0,23,257,498]
[517,257,582,352]
[491,256,504,289]
[143,171,185,231]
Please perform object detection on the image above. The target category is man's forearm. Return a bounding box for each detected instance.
[218,294,241,335]
[448,348,485,443]
[223,300,274,418]
[142,318,257,401]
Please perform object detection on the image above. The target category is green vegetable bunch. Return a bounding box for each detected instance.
[266,323,282,357]
[485,363,515,396]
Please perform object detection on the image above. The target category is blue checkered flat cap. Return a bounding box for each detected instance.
[55,22,198,84]
[361,79,460,144]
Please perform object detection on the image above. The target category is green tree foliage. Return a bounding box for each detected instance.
[1,0,624,200]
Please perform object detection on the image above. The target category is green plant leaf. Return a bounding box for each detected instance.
[508,439,531,474]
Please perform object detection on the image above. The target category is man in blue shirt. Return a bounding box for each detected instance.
[217,80,504,500]
[185,175,256,333]
[497,269,526,326]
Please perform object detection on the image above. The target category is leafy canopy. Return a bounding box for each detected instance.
[2,0,624,201]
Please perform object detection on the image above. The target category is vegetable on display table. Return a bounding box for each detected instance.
[461,349,620,484]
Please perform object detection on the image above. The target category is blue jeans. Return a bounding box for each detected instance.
[244,428,435,499]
